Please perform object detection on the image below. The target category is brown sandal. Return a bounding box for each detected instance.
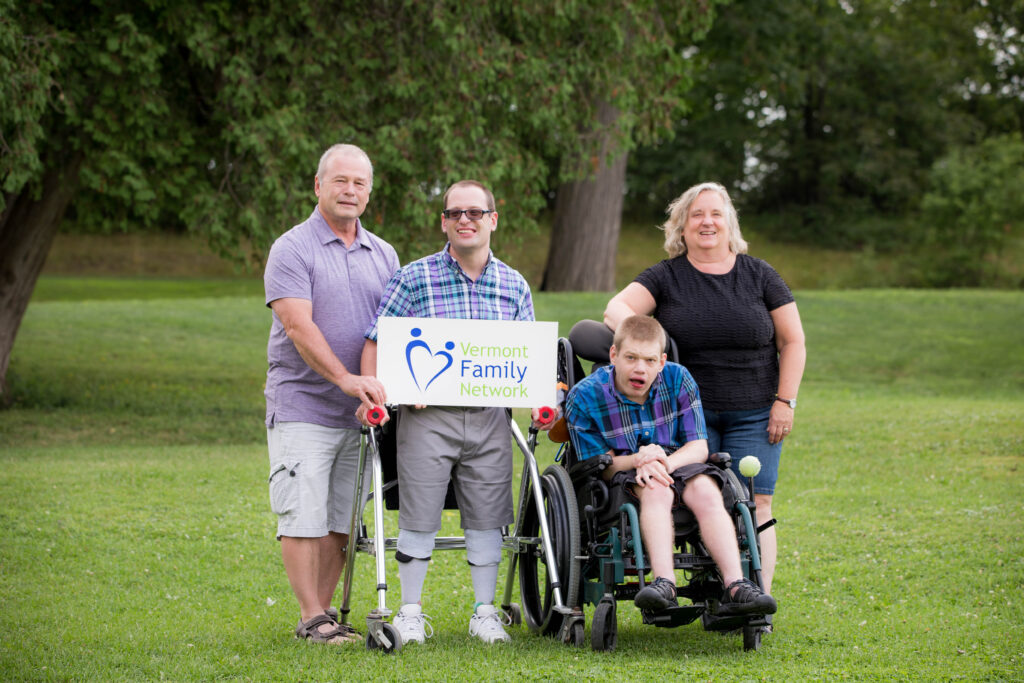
[295,613,357,644]
[324,608,363,641]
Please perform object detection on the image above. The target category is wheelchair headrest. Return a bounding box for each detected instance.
[567,319,615,364]
[568,318,679,365]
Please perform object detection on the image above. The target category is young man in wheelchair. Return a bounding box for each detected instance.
[564,315,776,615]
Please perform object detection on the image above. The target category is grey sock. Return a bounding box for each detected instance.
[399,558,429,606]
[470,563,499,606]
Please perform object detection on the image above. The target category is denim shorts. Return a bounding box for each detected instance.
[267,421,366,539]
[703,406,782,496]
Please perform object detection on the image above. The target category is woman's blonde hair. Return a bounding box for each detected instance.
[661,182,748,258]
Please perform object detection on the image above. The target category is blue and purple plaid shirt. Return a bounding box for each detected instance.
[364,244,534,340]
[565,363,706,461]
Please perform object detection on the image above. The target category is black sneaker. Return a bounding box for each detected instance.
[634,576,678,611]
[720,578,777,616]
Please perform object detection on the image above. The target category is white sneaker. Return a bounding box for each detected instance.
[468,604,511,644]
[393,604,433,645]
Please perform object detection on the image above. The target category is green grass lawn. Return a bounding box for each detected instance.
[1,284,1022,680]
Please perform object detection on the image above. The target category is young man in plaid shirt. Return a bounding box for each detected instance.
[564,315,776,615]
[361,180,551,645]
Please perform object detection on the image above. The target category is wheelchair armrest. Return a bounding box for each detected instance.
[708,452,732,469]
[567,453,611,483]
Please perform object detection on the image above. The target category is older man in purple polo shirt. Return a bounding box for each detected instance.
[264,143,399,645]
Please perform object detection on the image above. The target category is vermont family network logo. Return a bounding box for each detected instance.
[377,317,555,408]
[405,327,454,391]
[404,327,531,399]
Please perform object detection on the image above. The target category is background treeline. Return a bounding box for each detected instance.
[4,1,1022,285]
[627,0,1024,287]
[2,1,1023,397]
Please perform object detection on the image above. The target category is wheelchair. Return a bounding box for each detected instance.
[335,404,582,653]
[513,320,773,652]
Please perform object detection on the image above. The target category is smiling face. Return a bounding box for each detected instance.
[314,151,372,232]
[682,189,730,256]
[609,336,667,403]
[441,184,497,256]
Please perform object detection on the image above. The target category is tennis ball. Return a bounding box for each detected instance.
[738,455,761,478]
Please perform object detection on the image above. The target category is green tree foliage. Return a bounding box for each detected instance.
[0,0,59,199]
[4,0,722,263]
[919,133,1024,286]
[628,0,1023,250]
[1,0,723,397]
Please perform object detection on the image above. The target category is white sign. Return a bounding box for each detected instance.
[377,317,557,408]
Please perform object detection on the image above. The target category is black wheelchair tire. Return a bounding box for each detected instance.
[590,600,617,652]
[518,464,581,636]
[743,625,762,651]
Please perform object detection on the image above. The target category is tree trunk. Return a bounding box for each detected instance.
[541,101,628,292]
[0,154,84,404]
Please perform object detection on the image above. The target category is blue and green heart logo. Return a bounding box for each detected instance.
[405,327,455,391]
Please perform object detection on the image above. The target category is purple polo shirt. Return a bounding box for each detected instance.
[264,207,399,429]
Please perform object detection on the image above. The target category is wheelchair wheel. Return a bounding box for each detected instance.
[590,600,617,652]
[743,625,762,651]
[519,464,581,635]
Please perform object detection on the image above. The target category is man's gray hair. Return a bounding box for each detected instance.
[317,144,374,190]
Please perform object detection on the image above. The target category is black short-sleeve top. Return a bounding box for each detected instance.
[634,254,794,411]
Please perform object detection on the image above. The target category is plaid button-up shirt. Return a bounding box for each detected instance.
[565,363,706,461]
[365,245,534,340]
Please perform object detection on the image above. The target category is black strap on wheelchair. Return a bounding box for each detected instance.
[757,518,778,534]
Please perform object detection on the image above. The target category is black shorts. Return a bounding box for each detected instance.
[611,462,727,509]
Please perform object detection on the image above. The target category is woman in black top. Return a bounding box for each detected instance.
[605,182,806,603]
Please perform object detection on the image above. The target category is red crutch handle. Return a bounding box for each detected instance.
[367,406,386,426]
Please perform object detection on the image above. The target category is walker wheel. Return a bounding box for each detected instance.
[568,620,585,647]
[503,603,522,626]
[366,622,403,654]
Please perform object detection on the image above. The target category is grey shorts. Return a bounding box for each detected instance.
[395,406,513,533]
[267,421,365,539]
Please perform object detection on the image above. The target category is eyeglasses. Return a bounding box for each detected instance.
[442,208,493,221]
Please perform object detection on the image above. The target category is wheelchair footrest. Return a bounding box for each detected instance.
[624,553,715,573]
[640,604,704,628]
[701,609,769,633]
[672,553,717,570]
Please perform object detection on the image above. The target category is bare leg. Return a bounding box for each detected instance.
[636,483,677,580]
[281,536,345,639]
[683,476,744,586]
[317,531,348,609]
[754,494,775,594]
